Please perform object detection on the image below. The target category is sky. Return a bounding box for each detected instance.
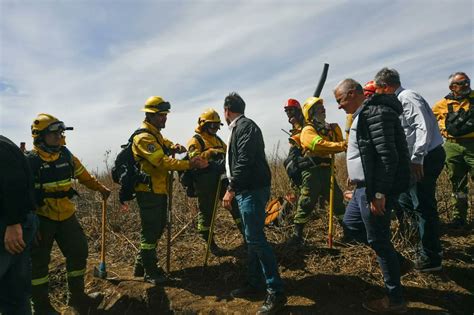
[1,0,473,171]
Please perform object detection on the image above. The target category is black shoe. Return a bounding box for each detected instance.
[285,234,303,247]
[257,292,287,314]
[144,268,169,285]
[230,285,263,299]
[414,257,442,272]
[210,242,225,256]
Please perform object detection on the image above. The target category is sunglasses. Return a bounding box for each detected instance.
[451,79,470,86]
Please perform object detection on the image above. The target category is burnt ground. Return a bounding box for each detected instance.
[47,201,473,315]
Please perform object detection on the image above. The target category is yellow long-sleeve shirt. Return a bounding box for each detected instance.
[132,121,190,194]
[186,132,226,161]
[300,123,346,157]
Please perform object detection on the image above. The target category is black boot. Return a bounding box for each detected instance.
[67,276,99,313]
[200,231,224,256]
[286,223,304,246]
[141,249,167,285]
[133,255,144,277]
[257,292,287,314]
[31,283,60,315]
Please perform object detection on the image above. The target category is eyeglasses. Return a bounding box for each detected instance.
[451,79,470,86]
[336,90,353,105]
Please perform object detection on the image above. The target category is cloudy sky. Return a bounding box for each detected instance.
[1,0,473,171]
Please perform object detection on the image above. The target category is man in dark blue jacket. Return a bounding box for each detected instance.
[334,79,410,313]
[0,135,38,315]
[222,92,286,314]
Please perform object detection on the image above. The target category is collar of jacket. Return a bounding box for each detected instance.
[33,146,61,162]
[365,93,403,115]
[141,120,162,138]
[445,90,474,101]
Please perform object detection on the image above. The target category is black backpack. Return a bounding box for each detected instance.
[445,97,474,137]
[112,129,157,204]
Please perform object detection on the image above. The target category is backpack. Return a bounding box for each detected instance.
[445,97,474,137]
[283,145,331,186]
[112,129,158,204]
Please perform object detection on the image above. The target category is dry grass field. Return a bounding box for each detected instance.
[46,153,473,315]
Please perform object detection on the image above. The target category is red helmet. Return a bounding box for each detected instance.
[284,98,301,109]
[363,81,376,98]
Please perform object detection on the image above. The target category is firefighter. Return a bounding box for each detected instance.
[132,96,207,284]
[186,108,243,255]
[26,113,111,314]
[288,97,347,245]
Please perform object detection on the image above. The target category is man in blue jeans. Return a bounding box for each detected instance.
[334,79,410,313]
[222,92,286,314]
[0,135,38,315]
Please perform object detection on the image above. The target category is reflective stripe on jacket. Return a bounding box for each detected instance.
[28,146,106,221]
[300,123,346,157]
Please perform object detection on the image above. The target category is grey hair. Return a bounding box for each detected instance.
[448,72,470,85]
[374,67,401,87]
[334,78,363,95]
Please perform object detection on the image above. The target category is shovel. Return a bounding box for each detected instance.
[94,199,108,279]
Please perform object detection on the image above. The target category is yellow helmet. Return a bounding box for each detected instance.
[142,96,171,113]
[302,97,323,123]
[196,108,223,132]
[31,113,73,138]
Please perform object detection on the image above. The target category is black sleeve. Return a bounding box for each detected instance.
[230,123,258,191]
[367,107,399,195]
[0,139,32,225]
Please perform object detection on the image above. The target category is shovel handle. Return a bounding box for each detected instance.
[100,199,107,263]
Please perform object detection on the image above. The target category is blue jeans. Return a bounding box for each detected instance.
[342,188,404,304]
[399,145,445,265]
[235,186,284,294]
[0,212,38,315]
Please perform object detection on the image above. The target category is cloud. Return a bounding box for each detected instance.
[1,0,473,170]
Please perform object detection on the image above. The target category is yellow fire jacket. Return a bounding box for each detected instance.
[300,123,346,158]
[186,132,226,161]
[133,121,190,194]
[432,91,474,139]
[31,146,108,221]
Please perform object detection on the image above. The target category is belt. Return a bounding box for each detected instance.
[355,181,366,188]
[446,137,474,143]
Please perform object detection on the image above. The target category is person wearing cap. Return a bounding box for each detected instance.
[334,79,410,313]
[26,114,111,314]
[132,96,208,285]
[282,99,305,186]
[287,96,347,246]
[0,135,38,315]
[432,72,473,228]
[374,68,445,272]
[186,108,243,255]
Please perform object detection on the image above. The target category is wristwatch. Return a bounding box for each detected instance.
[375,192,385,199]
